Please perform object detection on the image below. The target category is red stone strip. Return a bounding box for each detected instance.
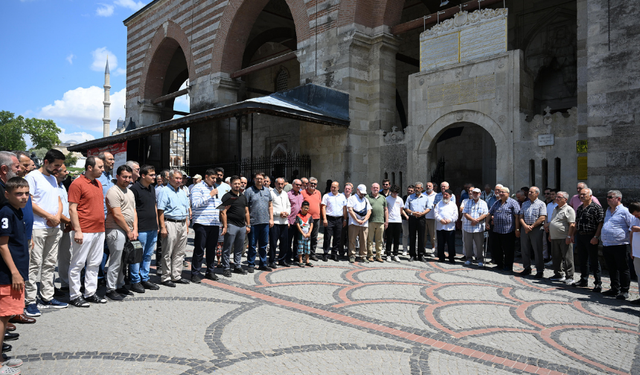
[512,276,558,292]
[539,325,636,375]
[207,281,566,375]
[571,300,635,327]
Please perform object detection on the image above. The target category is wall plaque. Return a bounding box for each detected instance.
[420,8,508,72]
[538,134,554,146]
[577,156,588,180]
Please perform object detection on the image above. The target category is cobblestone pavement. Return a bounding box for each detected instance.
[11,233,640,374]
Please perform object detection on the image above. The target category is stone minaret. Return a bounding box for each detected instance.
[102,57,111,138]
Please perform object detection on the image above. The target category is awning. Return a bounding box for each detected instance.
[68,84,349,153]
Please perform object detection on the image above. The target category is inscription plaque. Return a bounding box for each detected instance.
[538,134,555,146]
[460,19,507,61]
[419,8,508,72]
[420,32,459,71]
[427,74,496,108]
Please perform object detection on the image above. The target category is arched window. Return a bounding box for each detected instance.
[275,66,290,92]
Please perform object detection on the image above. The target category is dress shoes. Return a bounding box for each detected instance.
[116,287,134,296]
[191,274,202,284]
[205,273,219,281]
[3,332,18,341]
[258,265,272,272]
[278,261,290,267]
[233,267,247,275]
[534,272,544,279]
[173,278,190,284]
[222,269,232,278]
[2,343,11,353]
[162,280,176,288]
[9,315,35,324]
[129,282,146,293]
[5,324,15,332]
[268,262,278,269]
[141,281,160,290]
[106,291,124,301]
[332,254,339,262]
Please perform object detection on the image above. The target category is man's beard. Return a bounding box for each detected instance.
[6,170,17,180]
[443,198,450,204]
[426,188,433,194]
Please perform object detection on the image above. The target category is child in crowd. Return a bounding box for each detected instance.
[0,177,32,374]
[295,201,313,268]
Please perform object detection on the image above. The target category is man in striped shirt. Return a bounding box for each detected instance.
[190,169,223,283]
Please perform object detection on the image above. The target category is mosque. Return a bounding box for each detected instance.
[68,0,639,202]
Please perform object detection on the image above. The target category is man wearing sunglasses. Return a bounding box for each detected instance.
[600,190,634,300]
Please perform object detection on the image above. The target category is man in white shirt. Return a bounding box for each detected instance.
[321,181,347,262]
[25,149,67,316]
[423,182,437,255]
[347,184,371,263]
[434,189,458,263]
[386,185,407,262]
[270,178,291,268]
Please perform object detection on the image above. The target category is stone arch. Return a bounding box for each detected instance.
[271,143,287,158]
[139,20,195,101]
[415,110,512,188]
[210,0,312,75]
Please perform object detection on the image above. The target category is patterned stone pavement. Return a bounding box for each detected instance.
[10,235,640,375]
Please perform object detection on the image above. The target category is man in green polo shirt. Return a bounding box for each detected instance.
[366,183,388,262]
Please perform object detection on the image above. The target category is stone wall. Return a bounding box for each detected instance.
[585,0,640,203]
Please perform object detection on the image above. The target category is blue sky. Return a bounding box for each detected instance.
[1,0,187,146]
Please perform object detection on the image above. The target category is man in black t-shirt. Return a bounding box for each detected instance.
[219,176,251,277]
[129,165,160,291]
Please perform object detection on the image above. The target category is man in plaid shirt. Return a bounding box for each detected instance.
[518,187,547,278]
[462,188,489,267]
[574,188,604,291]
[487,186,520,272]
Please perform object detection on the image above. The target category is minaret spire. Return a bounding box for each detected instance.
[102,56,111,138]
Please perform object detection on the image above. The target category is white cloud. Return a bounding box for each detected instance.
[39,86,127,133]
[114,0,146,11]
[96,4,114,17]
[114,67,126,76]
[66,54,74,64]
[91,47,119,72]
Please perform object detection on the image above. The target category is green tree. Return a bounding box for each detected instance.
[64,153,78,167]
[0,111,27,151]
[24,118,61,150]
[0,110,61,151]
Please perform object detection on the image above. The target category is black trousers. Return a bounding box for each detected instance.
[284,227,298,263]
[408,216,425,258]
[191,224,219,276]
[437,230,456,261]
[576,233,601,285]
[492,231,515,271]
[603,244,630,292]
[310,218,320,256]
[323,216,343,256]
[269,224,289,264]
[386,222,402,256]
[340,223,349,257]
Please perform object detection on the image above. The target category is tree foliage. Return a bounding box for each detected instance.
[0,110,61,151]
[64,153,78,167]
[0,111,27,151]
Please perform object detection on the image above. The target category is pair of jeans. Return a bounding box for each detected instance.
[248,223,269,268]
[191,224,219,276]
[129,230,158,283]
[269,224,288,264]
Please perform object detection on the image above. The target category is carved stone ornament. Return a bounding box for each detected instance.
[456,113,464,121]
[384,126,405,144]
[421,8,508,38]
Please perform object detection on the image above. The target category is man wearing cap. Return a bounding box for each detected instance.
[189,174,202,192]
[347,184,371,263]
[462,188,489,266]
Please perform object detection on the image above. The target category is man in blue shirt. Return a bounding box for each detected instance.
[190,169,222,283]
[600,190,634,300]
[157,169,191,287]
[404,182,431,261]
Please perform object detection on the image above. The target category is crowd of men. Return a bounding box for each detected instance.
[0,149,639,374]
